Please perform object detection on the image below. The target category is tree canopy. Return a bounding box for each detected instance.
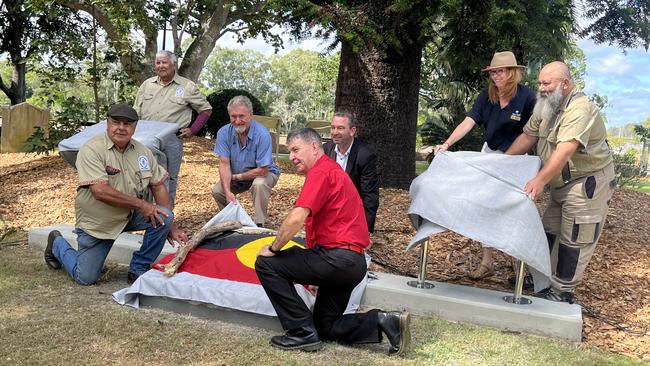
[580,0,650,50]
[272,0,647,187]
[58,0,285,85]
[0,0,91,104]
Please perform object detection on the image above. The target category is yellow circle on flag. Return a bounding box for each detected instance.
[235,236,304,269]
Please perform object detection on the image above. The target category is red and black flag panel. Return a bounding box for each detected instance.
[154,232,306,284]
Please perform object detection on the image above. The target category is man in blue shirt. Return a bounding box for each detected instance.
[211,96,280,227]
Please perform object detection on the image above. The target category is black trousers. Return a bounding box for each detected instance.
[255,246,381,344]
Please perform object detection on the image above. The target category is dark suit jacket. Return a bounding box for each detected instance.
[323,138,380,232]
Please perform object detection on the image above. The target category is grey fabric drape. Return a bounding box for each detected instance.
[408,151,551,292]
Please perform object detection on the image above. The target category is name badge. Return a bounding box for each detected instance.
[175,87,185,97]
[138,155,151,171]
[511,110,522,121]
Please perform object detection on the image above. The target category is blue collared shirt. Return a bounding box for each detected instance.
[214,120,280,178]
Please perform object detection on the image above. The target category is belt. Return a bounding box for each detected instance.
[337,244,365,254]
[316,244,365,254]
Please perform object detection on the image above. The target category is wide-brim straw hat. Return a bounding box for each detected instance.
[482,51,526,71]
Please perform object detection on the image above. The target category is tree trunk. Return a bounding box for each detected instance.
[335,41,423,189]
[178,5,230,82]
[0,62,27,105]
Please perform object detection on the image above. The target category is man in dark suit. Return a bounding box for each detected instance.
[323,112,380,232]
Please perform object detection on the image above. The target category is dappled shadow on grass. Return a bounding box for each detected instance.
[1,242,642,365]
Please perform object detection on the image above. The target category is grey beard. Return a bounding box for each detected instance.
[533,86,564,121]
[234,125,247,134]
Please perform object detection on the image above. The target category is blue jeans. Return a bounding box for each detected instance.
[53,207,174,285]
[164,135,183,209]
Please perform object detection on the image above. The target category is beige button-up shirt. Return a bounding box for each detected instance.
[75,132,167,239]
[133,74,212,129]
[523,89,613,188]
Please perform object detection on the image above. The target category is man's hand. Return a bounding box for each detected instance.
[168,224,190,247]
[139,201,168,227]
[257,244,276,257]
[225,192,237,204]
[178,128,193,138]
[523,177,546,200]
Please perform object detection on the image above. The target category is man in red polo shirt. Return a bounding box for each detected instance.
[255,128,410,355]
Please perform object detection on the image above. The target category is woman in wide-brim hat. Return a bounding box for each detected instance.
[434,51,536,280]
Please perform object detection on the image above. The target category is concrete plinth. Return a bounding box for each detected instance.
[28,225,583,342]
[364,272,582,342]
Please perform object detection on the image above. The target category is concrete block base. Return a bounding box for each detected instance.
[28,225,582,342]
[364,272,582,342]
[28,224,177,266]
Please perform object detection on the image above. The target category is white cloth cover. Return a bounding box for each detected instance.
[58,120,178,168]
[113,203,369,315]
[408,151,551,292]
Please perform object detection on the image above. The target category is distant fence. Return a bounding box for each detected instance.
[1,103,50,153]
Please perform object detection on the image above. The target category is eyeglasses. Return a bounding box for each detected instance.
[488,69,507,76]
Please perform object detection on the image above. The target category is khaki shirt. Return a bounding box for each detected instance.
[523,89,613,188]
[75,132,168,239]
[133,74,211,129]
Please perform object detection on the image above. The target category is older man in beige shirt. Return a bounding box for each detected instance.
[134,50,212,207]
[44,104,188,285]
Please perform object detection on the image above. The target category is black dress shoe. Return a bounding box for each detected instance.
[44,230,62,270]
[127,272,140,284]
[377,310,411,355]
[270,326,322,351]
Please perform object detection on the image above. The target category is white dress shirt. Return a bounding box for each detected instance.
[334,140,354,171]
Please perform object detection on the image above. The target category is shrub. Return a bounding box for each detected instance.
[203,89,265,137]
[613,150,643,188]
[418,110,483,162]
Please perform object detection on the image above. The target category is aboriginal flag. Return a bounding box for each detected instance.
[113,230,366,316]
[154,231,306,284]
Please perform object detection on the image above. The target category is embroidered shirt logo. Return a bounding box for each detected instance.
[175,87,185,97]
[105,166,121,175]
[138,155,151,171]
[510,110,522,121]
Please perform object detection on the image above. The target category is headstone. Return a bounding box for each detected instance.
[0,103,50,153]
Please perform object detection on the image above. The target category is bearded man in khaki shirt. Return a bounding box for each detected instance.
[507,61,615,304]
[134,50,212,207]
[44,104,188,285]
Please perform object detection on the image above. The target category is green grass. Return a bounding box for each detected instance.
[416,161,429,175]
[0,231,642,365]
[629,180,650,194]
[276,153,291,164]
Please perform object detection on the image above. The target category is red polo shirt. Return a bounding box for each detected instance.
[295,155,370,250]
